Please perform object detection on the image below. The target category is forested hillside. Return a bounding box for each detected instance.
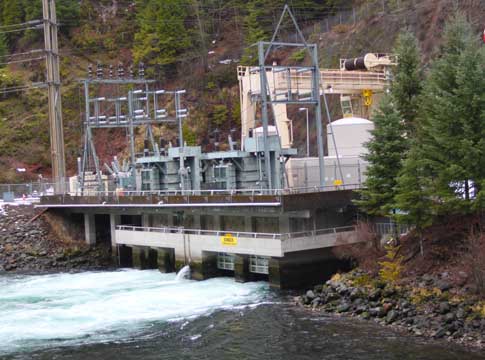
[0,0,483,182]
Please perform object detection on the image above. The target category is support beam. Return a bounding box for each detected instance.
[156,248,175,273]
[234,254,250,283]
[191,252,219,281]
[43,0,65,192]
[110,214,120,260]
[84,213,96,246]
[244,216,253,232]
[279,214,290,234]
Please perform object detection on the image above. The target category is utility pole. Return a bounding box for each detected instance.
[43,0,66,193]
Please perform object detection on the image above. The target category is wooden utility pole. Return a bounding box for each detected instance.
[42,0,66,192]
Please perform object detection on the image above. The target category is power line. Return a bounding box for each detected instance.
[0,26,43,35]
[0,49,44,59]
[0,86,46,95]
[0,56,46,66]
[0,20,42,30]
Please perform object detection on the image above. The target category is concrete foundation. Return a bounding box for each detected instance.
[132,246,157,269]
[84,213,96,246]
[190,252,220,281]
[118,245,133,267]
[156,247,175,273]
[268,248,351,289]
[234,254,250,283]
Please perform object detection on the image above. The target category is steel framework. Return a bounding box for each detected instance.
[79,76,187,194]
[251,5,344,189]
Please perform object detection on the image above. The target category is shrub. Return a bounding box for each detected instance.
[290,49,306,63]
[463,230,485,296]
[378,244,403,284]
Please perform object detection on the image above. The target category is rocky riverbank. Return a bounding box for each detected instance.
[297,270,485,349]
[0,205,113,273]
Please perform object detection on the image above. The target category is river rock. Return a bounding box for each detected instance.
[444,312,456,324]
[349,287,361,300]
[386,310,399,324]
[436,280,451,292]
[306,290,316,300]
[337,303,351,313]
[361,311,370,320]
[438,302,451,314]
[368,289,382,301]
[434,327,447,338]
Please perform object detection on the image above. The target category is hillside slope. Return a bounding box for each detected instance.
[0,0,483,183]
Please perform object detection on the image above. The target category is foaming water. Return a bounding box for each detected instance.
[0,270,268,355]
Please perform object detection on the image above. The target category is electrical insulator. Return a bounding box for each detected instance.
[96,63,103,79]
[138,62,145,79]
[88,64,93,79]
[118,63,124,78]
[109,64,114,79]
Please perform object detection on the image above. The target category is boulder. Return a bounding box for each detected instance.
[438,302,450,314]
[386,310,399,324]
[337,303,351,313]
[306,290,316,300]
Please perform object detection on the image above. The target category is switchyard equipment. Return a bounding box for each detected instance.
[75,6,396,196]
[39,5,400,290]
[78,66,190,194]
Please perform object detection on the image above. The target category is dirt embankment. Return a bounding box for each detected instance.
[0,205,113,273]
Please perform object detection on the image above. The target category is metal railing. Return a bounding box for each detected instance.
[280,225,355,240]
[374,222,412,236]
[116,224,356,241]
[66,183,362,198]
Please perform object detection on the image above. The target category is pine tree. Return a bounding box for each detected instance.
[356,96,408,216]
[0,33,6,67]
[241,0,268,64]
[416,14,485,214]
[133,0,192,78]
[394,144,433,255]
[2,1,25,47]
[391,31,422,133]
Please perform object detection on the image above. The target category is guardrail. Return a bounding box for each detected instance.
[65,183,362,198]
[374,222,412,236]
[116,224,356,241]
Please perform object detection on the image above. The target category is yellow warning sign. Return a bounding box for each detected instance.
[333,179,343,186]
[362,89,373,107]
[221,233,238,246]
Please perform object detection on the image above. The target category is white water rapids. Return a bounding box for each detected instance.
[0,269,268,355]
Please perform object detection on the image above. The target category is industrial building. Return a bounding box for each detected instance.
[39,6,395,289]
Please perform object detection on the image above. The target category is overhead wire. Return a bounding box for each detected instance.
[0,56,46,66]
[0,26,43,35]
[0,20,42,30]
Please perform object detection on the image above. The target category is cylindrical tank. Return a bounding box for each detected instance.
[343,53,384,71]
[327,117,374,157]
[344,57,366,71]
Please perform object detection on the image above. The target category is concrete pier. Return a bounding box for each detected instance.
[39,189,360,289]
[156,248,175,273]
[234,254,250,283]
[84,213,96,246]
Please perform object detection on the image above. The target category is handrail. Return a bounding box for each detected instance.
[116,224,356,240]
[60,183,362,198]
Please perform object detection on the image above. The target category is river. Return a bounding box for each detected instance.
[0,270,482,359]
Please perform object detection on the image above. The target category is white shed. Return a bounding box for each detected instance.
[327,117,374,157]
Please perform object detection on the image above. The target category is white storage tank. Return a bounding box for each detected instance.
[327,117,374,157]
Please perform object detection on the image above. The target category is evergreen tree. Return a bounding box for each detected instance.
[2,1,25,47]
[241,0,268,64]
[356,96,408,216]
[0,33,6,67]
[391,31,422,133]
[133,0,192,77]
[416,14,485,214]
[394,144,433,255]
